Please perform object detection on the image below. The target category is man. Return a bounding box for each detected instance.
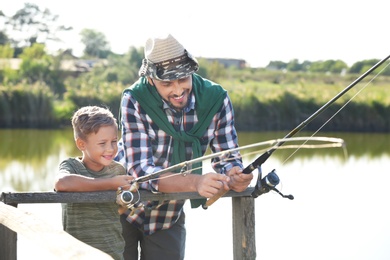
[116,34,253,260]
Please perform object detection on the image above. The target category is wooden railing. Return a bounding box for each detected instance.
[0,189,256,260]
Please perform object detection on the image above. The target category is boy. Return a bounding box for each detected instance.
[55,106,133,260]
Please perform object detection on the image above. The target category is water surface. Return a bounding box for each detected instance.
[1,130,389,260]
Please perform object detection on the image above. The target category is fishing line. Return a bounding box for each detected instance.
[281,60,390,165]
[120,136,344,189]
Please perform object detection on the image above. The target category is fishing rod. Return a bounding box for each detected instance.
[203,54,390,208]
[129,136,342,184]
[116,136,344,213]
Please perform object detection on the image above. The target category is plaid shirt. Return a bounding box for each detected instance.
[116,86,242,235]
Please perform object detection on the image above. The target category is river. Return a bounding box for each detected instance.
[1,129,389,260]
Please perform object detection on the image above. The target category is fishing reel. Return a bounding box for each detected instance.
[252,168,294,200]
[116,188,135,206]
[116,183,143,215]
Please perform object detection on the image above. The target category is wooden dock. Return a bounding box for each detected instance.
[1,189,256,260]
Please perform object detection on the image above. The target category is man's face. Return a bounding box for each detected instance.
[150,76,192,111]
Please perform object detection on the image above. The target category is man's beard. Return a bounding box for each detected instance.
[166,99,187,111]
[165,92,189,112]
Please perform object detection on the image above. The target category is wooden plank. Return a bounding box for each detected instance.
[0,188,254,204]
[1,191,117,204]
[0,202,112,259]
[232,196,256,260]
[0,188,256,259]
[0,203,17,260]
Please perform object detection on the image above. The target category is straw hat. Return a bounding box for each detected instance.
[138,34,199,81]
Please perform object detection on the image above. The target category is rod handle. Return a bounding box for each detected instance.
[203,188,229,209]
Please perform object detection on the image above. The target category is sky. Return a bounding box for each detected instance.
[2,0,389,67]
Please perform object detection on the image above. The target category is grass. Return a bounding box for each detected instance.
[1,70,389,131]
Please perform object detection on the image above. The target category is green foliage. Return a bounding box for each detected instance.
[64,80,125,121]
[309,60,348,74]
[0,83,57,128]
[266,61,287,70]
[198,58,226,81]
[1,43,66,95]
[20,59,50,82]
[128,46,144,69]
[80,29,111,58]
[286,59,303,72]
[52,99,76,125]
[0,44,14,58]
[66,47,141,88]
[0,31,9,45]
[267,59,348,74]
[18,43,52,84]
[347,59,390,75]
[0,45,16,84]
[0,40,389,132]
[216,71,390,132]
[18,43,47,59]
[1,67,19,85]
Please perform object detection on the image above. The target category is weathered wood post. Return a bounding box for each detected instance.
[0,202,17,260]
[232,196,256,260]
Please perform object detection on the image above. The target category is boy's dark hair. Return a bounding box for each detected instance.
[72,106,117,140]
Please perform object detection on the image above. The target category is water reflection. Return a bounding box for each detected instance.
[0,128,78,191]
[238,131,390,159]
[1,129,390,260]
[0,129,389,192]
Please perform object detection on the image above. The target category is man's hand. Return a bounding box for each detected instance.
[226,166,253,192]
[195,173,230,198]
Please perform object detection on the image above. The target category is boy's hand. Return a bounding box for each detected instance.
[113,175,134,189]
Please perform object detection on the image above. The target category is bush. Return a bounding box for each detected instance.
[0,83,57,128]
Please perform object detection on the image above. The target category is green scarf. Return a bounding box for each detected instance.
[128,73,226,208]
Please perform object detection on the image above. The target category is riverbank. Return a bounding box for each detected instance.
[1,71,389,132]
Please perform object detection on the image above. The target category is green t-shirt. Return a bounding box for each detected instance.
[59,157,125,260]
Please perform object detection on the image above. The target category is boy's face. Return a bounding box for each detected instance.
[150,76,192,112]
[76,125,118,172]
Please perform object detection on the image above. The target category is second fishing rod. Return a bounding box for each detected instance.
[203,54,390,209]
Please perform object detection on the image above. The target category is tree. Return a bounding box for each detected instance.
[0,31,9,46]
[286,59,303,72]
[0,44,14,58]
[128,46,143,69]
[80,29,111,58]
[71,46,141,87]
[1,3,72,50]
[197,58,226,81]
[18,43,52,83]
[329,60,348,74]
[266,60,288,70]
[15,43,66,97]
[300,60,312,72]
[349,59,379,74]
